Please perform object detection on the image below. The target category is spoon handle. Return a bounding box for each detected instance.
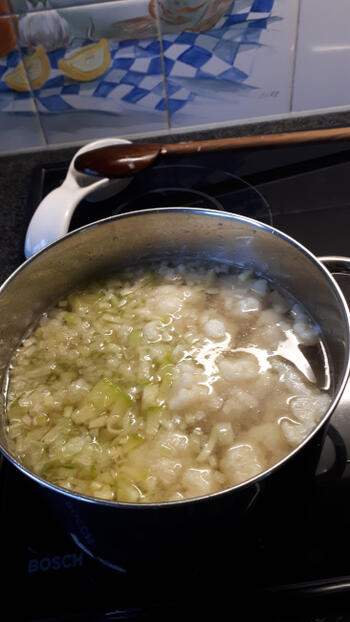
[161,126,350,155]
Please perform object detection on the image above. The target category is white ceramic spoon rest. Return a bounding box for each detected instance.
[24,137,132,259]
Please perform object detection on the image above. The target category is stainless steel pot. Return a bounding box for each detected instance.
[1,208,350,573]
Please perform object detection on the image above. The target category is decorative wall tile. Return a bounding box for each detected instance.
[293,0,350,112]
[4,0,168,144]
[158,0,299,128]
[0,15,45,152]
[10,0,122,14]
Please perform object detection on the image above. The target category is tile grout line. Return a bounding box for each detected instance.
[154,0,171,131]
[289,0,302,114]
[9,13,49,148]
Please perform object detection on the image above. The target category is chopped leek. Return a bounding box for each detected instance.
[88,377,131,415]
[145,406,163,437]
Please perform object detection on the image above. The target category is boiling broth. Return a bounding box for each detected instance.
[5,261,331,502]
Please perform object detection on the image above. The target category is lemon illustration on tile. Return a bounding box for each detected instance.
[4,45,50,92]
[58,39,111,82]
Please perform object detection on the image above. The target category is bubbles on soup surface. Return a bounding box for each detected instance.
[5,261,331,503]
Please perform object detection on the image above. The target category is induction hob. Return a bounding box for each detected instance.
[3,144,350,621]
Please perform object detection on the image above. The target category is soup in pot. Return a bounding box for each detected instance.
[5,261,331,502]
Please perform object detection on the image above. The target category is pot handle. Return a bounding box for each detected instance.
[318,255,350,276]
[317,256,350,482]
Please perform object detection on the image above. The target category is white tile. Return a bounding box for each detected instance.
[293,0,350,111]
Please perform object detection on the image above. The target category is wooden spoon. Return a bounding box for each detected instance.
[74,126,350,178]
[75,143,162,178]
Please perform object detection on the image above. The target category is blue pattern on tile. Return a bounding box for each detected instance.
[252,0,274,11]
[7,49,20,67]
[93,81,116,98]
[161,40,173,52]
[174,32,198,45]
[178,45,212,68]
[14,91,31,99]
[39,95,74,111]
[122,86,149,104]
[61,84,80,95]
[44,76,64,89]
[155,98,166,111]
[226,13,250,24]
[248,17,269,30]
[165,82,183,97]
[214,40,240,65]
[118,39,138,48]
[49,48,66,69]
[111,58,134,70]
[144,40,162,55]
[167,98,190,114]
[149,56,174,75]
[148,81,166,96]
[0,0,278,118]
[220,66,249,82]
[120,71,145,86]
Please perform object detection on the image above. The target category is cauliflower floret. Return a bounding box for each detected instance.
[250,279,268,297]
[247,423,289,459]
[271,359,314,396]
[151,284,194,315]
[218,353,259,382]
[220,442,266,486]
[235,297,262,315]
[158,431,190,456]
[293,319,320,344]
[223,389,259,418]
[290,393,330,425]
[255,309,281,326]
[168,362,207,411]
[182,467,216,498]
[168,386,206,411]
[150,456,183,486]
[144,320,162,343]
[281,419,315,447]
[204,318,226,339]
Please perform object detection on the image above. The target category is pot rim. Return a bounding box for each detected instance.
[2,206,350,509]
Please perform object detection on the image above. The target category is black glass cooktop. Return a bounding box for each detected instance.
[3,145,350,621]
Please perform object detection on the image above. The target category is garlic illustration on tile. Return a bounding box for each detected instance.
[18,0,71,52]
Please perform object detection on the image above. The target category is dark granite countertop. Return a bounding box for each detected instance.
[1,110,350,284]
